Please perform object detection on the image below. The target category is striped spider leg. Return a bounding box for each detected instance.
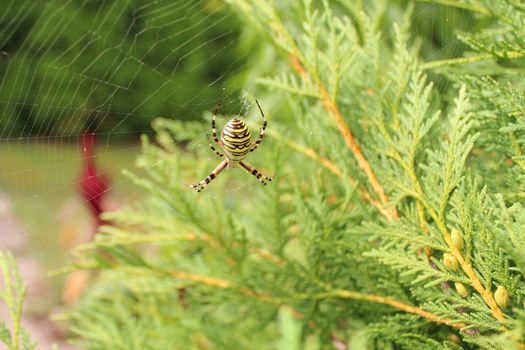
[207,132,224,158]
[191,158,228,192]
[191,100,273,192]
[211,99,222,147]
[239,160,273,186]
[250,100,267,153]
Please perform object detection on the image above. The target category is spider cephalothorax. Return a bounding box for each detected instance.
[191,100,273,192]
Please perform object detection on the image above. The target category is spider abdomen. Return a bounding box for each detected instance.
[190,100,271,192]
[221,118,252,160]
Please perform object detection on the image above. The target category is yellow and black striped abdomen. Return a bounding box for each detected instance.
[221,118,252,160]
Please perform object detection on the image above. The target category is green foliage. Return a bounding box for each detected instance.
[0,251,36,350]
[60,0,525,349]
[0,0,244,137]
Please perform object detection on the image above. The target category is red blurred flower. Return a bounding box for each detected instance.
[78,132,110,230]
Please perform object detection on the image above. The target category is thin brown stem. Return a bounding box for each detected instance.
[451,245,505,321]
[430,215,506,321]
[330,289,466,329]
[267,128,393,219]
[421,51,525,70]
[290,54,399,220]
[169,270,465,330]
[408,162,505,321]
[171,271,231,288]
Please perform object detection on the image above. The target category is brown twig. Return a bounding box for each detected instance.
[408,166,505,320]
[253,248,284,266]
[171,271,232,289]
[451,246,505,321]
[266,128,391,218]
[331,289,466,329]
[169,270,466,330]
[432,217,506,321]
[421,51,525,70]
[290,54,399,221]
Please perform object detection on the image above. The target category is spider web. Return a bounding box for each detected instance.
[0,0,256,242]
[0,2,254,345]
[0,0,476,347]
[0,0,476,234]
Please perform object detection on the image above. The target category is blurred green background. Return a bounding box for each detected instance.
[0,0,245,138]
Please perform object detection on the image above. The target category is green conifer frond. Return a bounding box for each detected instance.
[0,252,36,350]
[62,1,525,348]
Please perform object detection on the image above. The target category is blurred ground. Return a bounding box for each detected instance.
[0,141,142,349]
[0,192,76,350]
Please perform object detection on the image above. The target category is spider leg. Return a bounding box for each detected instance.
[212,99,222,146]
[239,160,273,186]
[250,100,267,153]
[191,159,228,192]
[207,132,224,158]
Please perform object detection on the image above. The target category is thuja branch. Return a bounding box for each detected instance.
[266,128,390,218]
[247,0,397,219]
[325,290,467,330]
[82,230,284,267]
[0,252,28,350]
[404,145,506,321]
[169,270,466,330]
[384,127,433,257]
[290,55,399,221]
[425,203,506,321]
[421,51,525,70]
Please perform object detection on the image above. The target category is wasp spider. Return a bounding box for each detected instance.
[191,100,273,192]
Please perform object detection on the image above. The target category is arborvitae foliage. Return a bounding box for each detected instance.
[0,251,36,350]
[64,1,525,349]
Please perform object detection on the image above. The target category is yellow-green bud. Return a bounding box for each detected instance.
[444,253,459,271]
[455,282,469,297]
[494,286,509,308]
[447,334,461,345]
[451,229,464,250]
